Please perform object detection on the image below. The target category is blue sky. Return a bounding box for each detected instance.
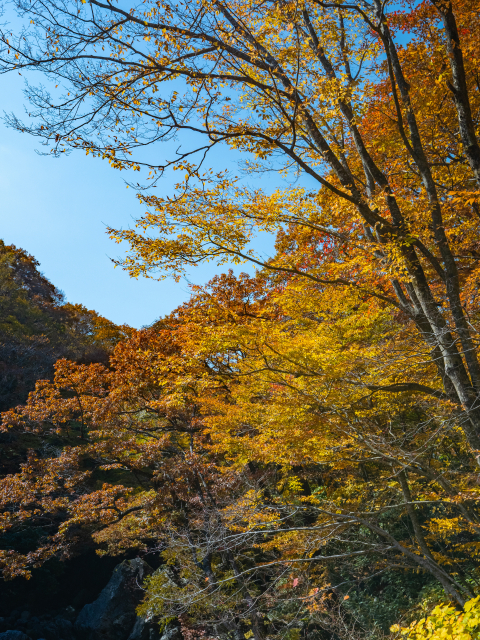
[1,0,331,328]
[0,1,410,328]
[0,70,270,328]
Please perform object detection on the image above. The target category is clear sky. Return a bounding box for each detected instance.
[1,0,325,328]
[0,69,271,328]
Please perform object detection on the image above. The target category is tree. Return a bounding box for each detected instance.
[2,0,480,451]
[0,315,298,640]
[2,0,480,630]
[1,271,480,632]
[163,270,480,609]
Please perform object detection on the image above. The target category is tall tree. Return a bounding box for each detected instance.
[2,272,480,623]
[2,0,480,452]
[2,0,480,630]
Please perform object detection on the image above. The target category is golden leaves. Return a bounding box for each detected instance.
[393,596,480,639]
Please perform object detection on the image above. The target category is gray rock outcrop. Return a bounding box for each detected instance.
[75,558,153,640]
[126,616,159,640]
[127,620,181,640]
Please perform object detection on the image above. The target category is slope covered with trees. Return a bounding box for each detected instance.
[2,0,480,637]
[0,240,130,412]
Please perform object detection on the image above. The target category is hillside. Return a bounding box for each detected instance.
[0,239,130,412]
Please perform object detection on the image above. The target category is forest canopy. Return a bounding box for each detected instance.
[2,0,480,637]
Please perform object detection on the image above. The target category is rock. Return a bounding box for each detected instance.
[127,616,164,640]
[37,617,75,640]
[127,617,150,640]
[0,632,32,640]
[159,625,182,640]
[75,558,153,640]
[127,622,180,640]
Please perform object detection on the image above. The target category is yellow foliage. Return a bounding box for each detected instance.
[392,596,480,640]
